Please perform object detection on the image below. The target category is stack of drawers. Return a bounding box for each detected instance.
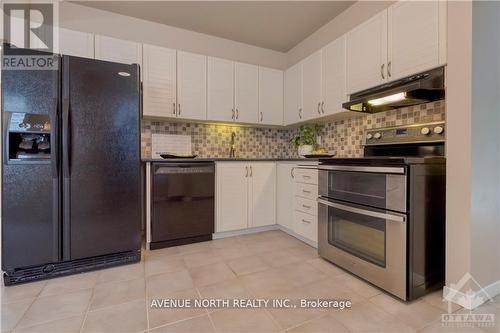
[293,167,318,243]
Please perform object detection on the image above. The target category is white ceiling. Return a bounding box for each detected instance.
[73,1,355,52]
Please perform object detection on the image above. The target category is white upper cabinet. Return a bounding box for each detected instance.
[58,28,94,58]
[142,44,177,118]
[177,51,207,121]
[322,35,347,115]
[387,1,444,80]
[234,62,259,124]
[207,57,234,122]
[249,163,276,228]
[346,2,446,94]
[346,10,388,94]
[284,63,302,125]
[94,35,142,65]
[301,50,323,120]
[258,67,284,125]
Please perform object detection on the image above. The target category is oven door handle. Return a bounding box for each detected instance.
[318,165,405,174]
[317,198,406,223]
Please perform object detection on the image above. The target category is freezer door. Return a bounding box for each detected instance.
[62,56,141,260]
[1,48,61,270]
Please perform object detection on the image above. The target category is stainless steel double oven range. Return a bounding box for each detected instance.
[318,121,446,301]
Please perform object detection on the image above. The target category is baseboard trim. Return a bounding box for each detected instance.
[212,224,318,249]
[213,225,279,239]
[277,225,318,248]
[444,278,500,310]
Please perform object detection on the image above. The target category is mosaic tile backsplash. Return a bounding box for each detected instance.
[141,100,445,159]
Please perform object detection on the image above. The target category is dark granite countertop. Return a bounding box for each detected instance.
[141,157,321,163]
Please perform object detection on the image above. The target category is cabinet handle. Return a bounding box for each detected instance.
[302,189,311,194]
[232,108,235,120]
[236,109,239,119]
[178,103,181,116]
[245,166,248,177]
[317,102,321,114]
[249,166,253,177]
[299,108,302,119]
[302,204,311,209]
[381,64,385,79]
[302,175,311,179]
[260,111,263,122]
[301,218,311,224]
[387,61,392,77]
[291,167,295,178]
[173,102,176,115]
[321,101,325,113]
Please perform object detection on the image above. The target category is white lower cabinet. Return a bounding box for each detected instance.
[249,163,276,227]
[216,162,276,232]
[292,167,318,243]
[276,163,319,244]
[217,161,317,244]
[294,211,318,243]
[276,163,295,230]
[216,163,248,232]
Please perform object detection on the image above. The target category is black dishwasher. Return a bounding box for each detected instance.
[151,162,215,249]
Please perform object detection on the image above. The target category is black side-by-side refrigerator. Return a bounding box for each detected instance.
[1,46,142,285]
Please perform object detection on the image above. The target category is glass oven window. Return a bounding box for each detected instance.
[328,205,386,267]
[328,171,387,208]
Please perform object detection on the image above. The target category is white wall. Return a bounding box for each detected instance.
[469,0,500,292]
[445,0,500,300]
[59,2,287,70]
[445,0,473,292]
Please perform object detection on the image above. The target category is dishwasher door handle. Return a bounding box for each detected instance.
[154,163,215,174]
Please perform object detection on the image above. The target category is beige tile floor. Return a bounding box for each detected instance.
[1,230,498,333]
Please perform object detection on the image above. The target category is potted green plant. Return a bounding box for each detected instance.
[290,125,322,157]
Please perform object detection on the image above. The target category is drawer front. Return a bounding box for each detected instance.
[295,196,318,216]
[294,211,317,242]
[294,168,318,185]
[295,182,318,200]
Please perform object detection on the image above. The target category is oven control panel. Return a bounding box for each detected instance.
[364,121,445,146]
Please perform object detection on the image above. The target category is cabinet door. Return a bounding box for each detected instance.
[346,10,388,94]
[249,163,276,228]
[301,50,322,120]
[276,163,295,230]
[388,1,441,80]
[322,35,347,115]
[94,35,142,65]
[284,63,302,124]
[177,51,207,121]
[59,28,94,58]
[258,67,283,125]
[216,163,248,232]
[142,44,177,118]
[234,62,259,124]
[207,57,234,122]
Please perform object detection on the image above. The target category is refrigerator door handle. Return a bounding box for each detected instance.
[62,98,71,178]
[51,97,59,178]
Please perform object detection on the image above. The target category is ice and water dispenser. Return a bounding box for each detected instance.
[5,112,51,162]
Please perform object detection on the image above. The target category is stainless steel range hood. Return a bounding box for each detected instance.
[342,67,445,113]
